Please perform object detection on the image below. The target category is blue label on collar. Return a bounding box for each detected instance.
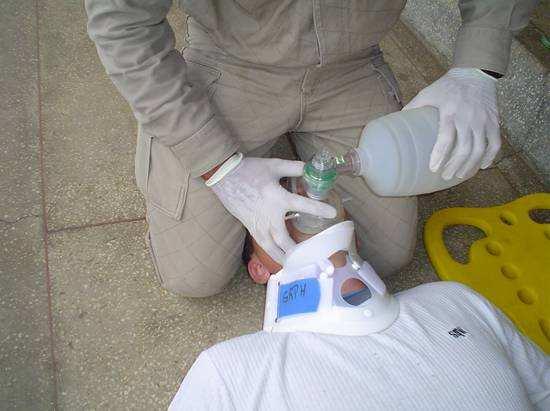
[277,278,320,320]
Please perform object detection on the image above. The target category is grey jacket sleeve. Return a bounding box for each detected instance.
[85,0,239,177]
[453,0,539,74]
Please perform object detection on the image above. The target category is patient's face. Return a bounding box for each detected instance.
[247,219,348,284]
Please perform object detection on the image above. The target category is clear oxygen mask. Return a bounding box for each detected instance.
[292,149,344,235]
[303,148,338,200]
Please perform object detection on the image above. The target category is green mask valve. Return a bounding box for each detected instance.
[303,148,337,200]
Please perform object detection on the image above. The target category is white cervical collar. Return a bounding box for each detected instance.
[263,221,399,336]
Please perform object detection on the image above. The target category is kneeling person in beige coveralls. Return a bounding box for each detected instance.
[85,0,537,297]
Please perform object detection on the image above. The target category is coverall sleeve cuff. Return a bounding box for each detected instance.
[452,26,512,75]
[170,116,241,178]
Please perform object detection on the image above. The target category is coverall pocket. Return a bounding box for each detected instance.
[146,139,190,221]
[136,126,189,221]
[134,59,222,221]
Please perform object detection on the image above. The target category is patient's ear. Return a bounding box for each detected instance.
[247,256,270,284]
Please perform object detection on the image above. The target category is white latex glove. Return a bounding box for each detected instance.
[211,157,337,263]
[403,68,500,180]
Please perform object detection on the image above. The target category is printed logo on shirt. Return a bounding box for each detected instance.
[448,327,468,338]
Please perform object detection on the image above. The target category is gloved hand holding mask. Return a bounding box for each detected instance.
[403,68,501,180]
[209,157,337,264]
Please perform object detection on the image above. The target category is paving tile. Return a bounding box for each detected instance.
[388,21,446,84]
[516,23,550,69]
[1,0,55,408]
[492,136,517,166]
[519,80,550,187]
[517,2,550,69]
[387,244,438,294]
[38,1,143,231]
[39,3,188,231]
[420,167,521,213]
[1,218,55,409]
[496,153,547,196]
[49,221,264,409]
[1,0,40,221]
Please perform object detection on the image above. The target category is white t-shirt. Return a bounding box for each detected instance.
[169,282,550,411]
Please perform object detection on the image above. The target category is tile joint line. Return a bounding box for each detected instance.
[35,1,59,408]
[47,216,147,235]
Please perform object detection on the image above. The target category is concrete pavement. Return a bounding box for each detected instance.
[1,1,546,409]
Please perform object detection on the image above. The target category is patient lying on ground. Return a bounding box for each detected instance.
[169,221,550,411]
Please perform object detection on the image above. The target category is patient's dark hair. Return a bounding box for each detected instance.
[241,229,254,267]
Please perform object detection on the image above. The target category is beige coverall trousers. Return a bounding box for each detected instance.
[137,46,417,297]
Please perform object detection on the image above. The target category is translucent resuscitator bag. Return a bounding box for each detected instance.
[263,221,399,336]
[339,107,475,196]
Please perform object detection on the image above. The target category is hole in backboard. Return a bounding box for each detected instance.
[529,209,550,224]
[443,225,486,264]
